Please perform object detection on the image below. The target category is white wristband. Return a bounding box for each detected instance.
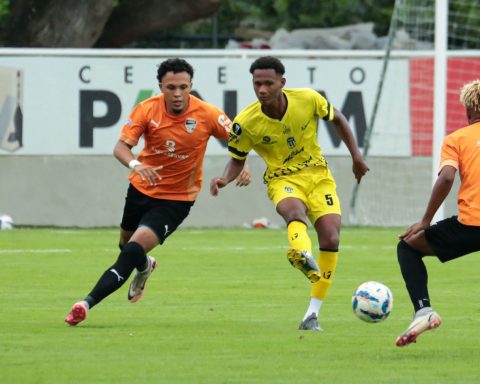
[128,159,142,169]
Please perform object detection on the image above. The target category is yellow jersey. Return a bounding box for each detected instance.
[228,88,334,183]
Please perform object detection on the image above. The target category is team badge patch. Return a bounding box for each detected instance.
[232,123,242,136]
[185,118,197,133]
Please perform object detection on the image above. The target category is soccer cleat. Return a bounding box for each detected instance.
[65,302,88,326]
[287,248,321,283]
[128,255,157,303]
[298,313,323,331]
[395,310,442,347]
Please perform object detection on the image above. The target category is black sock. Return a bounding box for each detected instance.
[86,242,147,308]
[397,240,431,312]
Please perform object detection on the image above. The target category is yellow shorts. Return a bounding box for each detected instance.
[267,166,341,225]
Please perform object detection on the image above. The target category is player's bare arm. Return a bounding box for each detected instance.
[218,139,252,187]
[210,158,246,196]
[332,108,369,183]
[400,165,456,240]
[113,140,162,186]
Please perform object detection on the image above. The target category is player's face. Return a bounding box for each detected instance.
[159,71,192,115]
[252,69,285,106]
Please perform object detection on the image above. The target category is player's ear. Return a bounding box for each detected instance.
[281,77,286,88]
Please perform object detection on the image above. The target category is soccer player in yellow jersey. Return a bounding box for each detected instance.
[396,79,480,347]
[210,56,369,331]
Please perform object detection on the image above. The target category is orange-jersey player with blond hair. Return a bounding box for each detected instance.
[396,79,480,347]
[65,58,251,326]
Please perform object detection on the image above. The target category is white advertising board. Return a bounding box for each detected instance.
[0,51,410,156]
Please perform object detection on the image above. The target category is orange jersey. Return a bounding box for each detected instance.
[439,121,480,225]
[119,94,231,201]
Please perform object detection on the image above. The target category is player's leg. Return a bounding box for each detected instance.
[299,169,341,330]
[126,199,194,303]
[396,216,480,346]
[65,234,155,326]
[268,176,320,283]
[299,214,340,330]
[395,232,442,346]
[276,197,321,282]
[65,184,157,325]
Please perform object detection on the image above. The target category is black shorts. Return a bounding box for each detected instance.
[425,216,480,262]
[120,184,194,244]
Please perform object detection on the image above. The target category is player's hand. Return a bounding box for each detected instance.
[399,221,429,241]
[133,164,163,186]
[235,166,252,187]
[210,177,228,196]
[352,157,369,184]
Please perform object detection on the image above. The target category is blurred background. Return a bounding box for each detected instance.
[1,0,479,228]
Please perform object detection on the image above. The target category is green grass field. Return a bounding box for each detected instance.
[1,227,479,383]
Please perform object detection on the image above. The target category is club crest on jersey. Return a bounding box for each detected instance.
[287,137,296,148]
[185,118,197,133]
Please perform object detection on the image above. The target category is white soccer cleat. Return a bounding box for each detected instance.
[128,255,157,303]
[396,310,442,347]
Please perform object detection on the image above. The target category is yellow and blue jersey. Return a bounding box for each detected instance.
[228,88,334,183]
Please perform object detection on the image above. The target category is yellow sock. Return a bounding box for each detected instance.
[287,221,312,255]
[311,250,338,299]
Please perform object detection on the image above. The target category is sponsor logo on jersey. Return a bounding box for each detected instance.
[185,118,197,133]
[262,136,277,145]
[218,114,232,132]
[284,186,294,193]
[283,146,305,164]
[149,119,160,127]
[164,140,175,152]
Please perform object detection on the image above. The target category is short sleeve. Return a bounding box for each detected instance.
[119,103,148,147]
[312,90,334,121]
[209,106,231,140]
[227,120,252,160]
[439,134,459,172]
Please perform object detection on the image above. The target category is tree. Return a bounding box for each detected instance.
[0,0,222,47]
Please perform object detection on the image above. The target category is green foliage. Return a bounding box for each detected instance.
[0,0,9,33]
[0,0,8,17]
[1,227,480,383]
[215,0,394,35]
[141,0,395,48]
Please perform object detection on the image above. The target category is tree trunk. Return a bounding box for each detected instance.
[95,0,221,47]
[5,0,115,47]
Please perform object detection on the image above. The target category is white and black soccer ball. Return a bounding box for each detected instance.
[352,281,393,323]
[0,214,14,230]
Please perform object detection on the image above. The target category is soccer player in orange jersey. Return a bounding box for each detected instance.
[396,79,480,347]
[65,58,250,326]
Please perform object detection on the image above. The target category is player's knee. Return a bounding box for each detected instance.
[397,240,421,262]
[319,233,339,251]
[116,241,146,273]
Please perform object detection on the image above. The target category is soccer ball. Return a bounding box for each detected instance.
[0,214,14,230]
[352,281,393,323]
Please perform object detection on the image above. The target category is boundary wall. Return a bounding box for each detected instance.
[0,49,459,227]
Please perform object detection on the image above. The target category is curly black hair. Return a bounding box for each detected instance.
[249,56,285,75]
[156,58,194,83]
